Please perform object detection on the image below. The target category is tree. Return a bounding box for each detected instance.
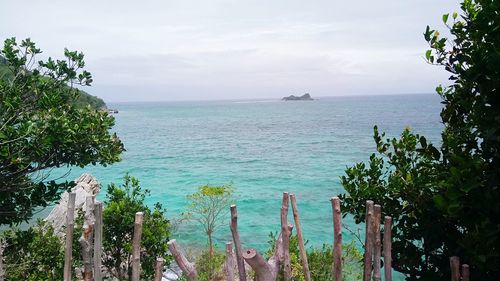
[339,0,500,279]
[0,38,124,225]
[185,184,234,279]
[102,174,172,280]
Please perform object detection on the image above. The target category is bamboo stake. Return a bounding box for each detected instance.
[230,204,247,281]
[372,205,382,281]
[93,201,103,281]
[224,242,235,281]
[281,192,292,281]
[64,192,76,281]
[168,239,198,281]
[450,256,460,281]
[131,212,144,281]
[331,197,342,281]
[462,264,470,281]
[154,258,165,281]
[290,194,311,281]
[363,200,374,281]
[383,216,392,281]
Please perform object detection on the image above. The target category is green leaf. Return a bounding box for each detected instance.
[442,13,449,24]
[452,12,458,20]
[425,50,432,61]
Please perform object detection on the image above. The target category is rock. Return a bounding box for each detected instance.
[44,173,101,235]
[282,93,314,101]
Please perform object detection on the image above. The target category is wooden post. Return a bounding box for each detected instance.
[331,197,342,281]
[131,212,144,281]
[154,258,165,281]
[80,195,95,281]
[372,205,382,281]
[0,239,4,281]
[224,242,235,281]
[383,216,392,281]
[168,239,198,281]
[64,192,76,281]
[281,192,292,281]
[450,256,460,281]
[93,201,103,281]
[230,205,247,281]
[290,194,311,281]
[462,264,470,281]
[363,200,374,281]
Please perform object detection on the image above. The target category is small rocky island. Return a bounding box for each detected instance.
[282,93,314,101]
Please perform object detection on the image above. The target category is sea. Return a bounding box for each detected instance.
[51,94,442,266]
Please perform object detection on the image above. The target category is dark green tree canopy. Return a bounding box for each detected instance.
[340,0,499,279]
[0,38,124,225]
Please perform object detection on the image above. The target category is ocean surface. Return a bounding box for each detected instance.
[52,94,442,260]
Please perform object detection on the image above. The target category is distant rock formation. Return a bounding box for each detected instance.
[282,93,313,101]
[45,173,101,235]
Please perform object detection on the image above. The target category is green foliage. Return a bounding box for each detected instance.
[1,220,65,280]
[340,127,451,279]
[266,232,363,281]
[195,249,226,281]
[185,183,234,279]
[103,174,172,280]
[0,38,124,226]
[341,0,500,279]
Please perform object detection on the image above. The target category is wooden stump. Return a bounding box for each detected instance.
[363,200,374,281]
[383,216,392,281]
[168,239,198,281]
[290,194,311,281]
[331,197,342,281]
[63,192,76,281]
[230,205,247,281]
[131,212,144,281]
[154,258,165,281]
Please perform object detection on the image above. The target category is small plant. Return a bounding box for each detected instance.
[185,183,235,280]
[195,249,226,281]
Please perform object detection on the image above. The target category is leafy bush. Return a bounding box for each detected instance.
[195,249,226,281]
[266,232,363,281]
[1,220,65,280]
[103,174,172,280]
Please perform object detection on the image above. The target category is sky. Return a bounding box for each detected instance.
[1,0,460,102]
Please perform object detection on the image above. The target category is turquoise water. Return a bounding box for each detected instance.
[54,94,442,256]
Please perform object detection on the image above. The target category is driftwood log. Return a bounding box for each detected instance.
[63,192,77,281]
[281,192,292,281]
[331,197,342,281]
[363,200,374,281]
[154,257,165,281]
[131,212,144,281]
[242,225,293,281]
[224,242,235,281]
[168,239,198,281]
[383,216,392,281]
[290,194,311,281]
[230,204,247,281]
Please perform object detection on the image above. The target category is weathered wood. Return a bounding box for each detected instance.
[168,239,198,281]
[154,258,165,281]
[450,256,460,281]
[131,212,144,281]
[372,205,382,281]
[64,192,76,281]
[363,200,374,281]
[230,205,247,281]
[0,239,4,281]
[79,226,94,281]
[243,226,292,281]
[80,195,95,280]
[93,201,103,281]
[224,242,235,281]
[383,216,392,281]
[462,264,470,281]
[281,192,292,281]
[290,194,311,281]
[331,197,342,281]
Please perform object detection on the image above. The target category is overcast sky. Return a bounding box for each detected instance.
[1,0,459,102]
